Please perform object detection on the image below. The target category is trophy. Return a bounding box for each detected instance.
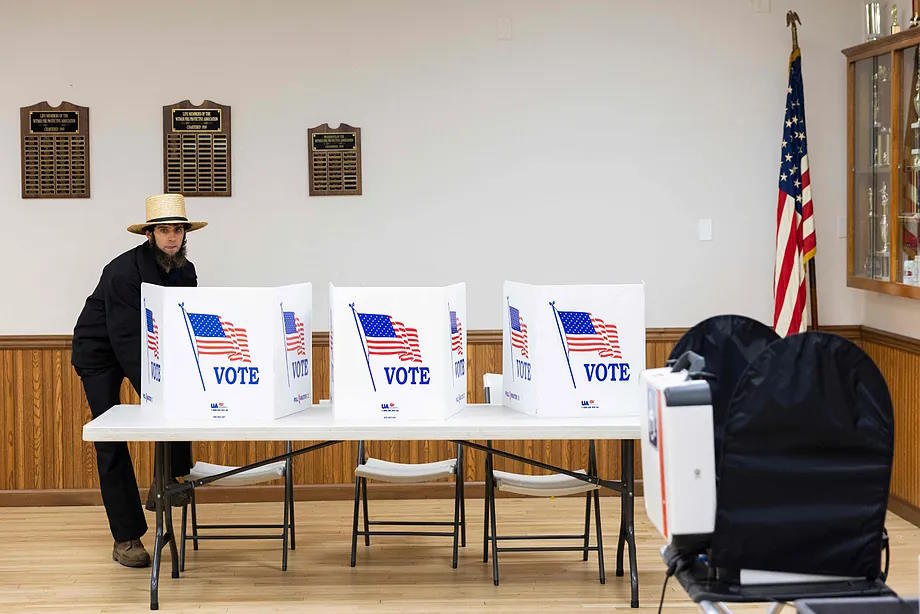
[915,73,920,117]
[877,183,891,280]
[877,127,891,165]
[866,186,876,275]
[892,5,901,33]
[873,78,880,126]
[866,2,884,40]
[880,182,890,255]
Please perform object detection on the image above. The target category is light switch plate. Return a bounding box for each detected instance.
[698,218,713,241]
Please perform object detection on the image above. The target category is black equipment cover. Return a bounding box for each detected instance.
[668,315,780,463]
[711,333,894,578]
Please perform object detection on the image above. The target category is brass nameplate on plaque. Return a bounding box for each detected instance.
[308,123,362,196]
[163,100,231,197]
[172,108,222,132]
[312,132,357,151]
[20,101,90,199]
[30,111,79,133]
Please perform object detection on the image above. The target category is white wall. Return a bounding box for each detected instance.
[0,0,874,334]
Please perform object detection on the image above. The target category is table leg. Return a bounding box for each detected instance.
[621,440,639,608]
[150,442,164,610]
[617,441,627,576]
[163,442,179,580]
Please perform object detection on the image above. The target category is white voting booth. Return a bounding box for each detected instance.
[502,281,645,416]
[140,283,312,421]
[329,283,467,420]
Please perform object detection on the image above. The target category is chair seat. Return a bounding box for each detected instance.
[355,457,456,483]
[186,460,286,487]
[492,469,598,497]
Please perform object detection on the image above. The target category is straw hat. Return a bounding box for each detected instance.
[127,194,208,235]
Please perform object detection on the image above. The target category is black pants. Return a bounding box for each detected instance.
[79,366,192,542]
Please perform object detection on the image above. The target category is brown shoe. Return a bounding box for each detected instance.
[113,539,151,568]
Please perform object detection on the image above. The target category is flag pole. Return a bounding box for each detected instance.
[280,303,291,388]
[506,296,515,382]
[549,301,577,389]
[807,263,819,329]
[787,10,820,330]
[179,302,207,392]
[350,302,376,392]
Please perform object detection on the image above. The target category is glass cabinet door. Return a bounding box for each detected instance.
[854,54,892,282]
[899,45,920,286]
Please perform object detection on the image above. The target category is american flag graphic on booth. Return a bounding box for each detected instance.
[357,312,422,363]
[187,312,252,363]
[509,305,529,358]
[557,310,622,359]
[145,308,159,360]
[283,311,307,356]
[450,310,463,355]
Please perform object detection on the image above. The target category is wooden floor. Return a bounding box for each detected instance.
[0,497,916,612]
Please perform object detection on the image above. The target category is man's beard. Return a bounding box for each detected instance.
[150,239,188,272]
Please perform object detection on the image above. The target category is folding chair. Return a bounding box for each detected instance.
[351,440,466,568]
[180,441,296,571]
[481,373,605,585]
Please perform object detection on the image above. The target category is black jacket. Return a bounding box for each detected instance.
[72,242,197,392]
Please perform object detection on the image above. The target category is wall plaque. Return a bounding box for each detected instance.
[308,123,362,196]
[20,101,90,198]
[163,100,231,197]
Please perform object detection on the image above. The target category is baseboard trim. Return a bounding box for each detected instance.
[888,494,920,528]
[0,480,645,507]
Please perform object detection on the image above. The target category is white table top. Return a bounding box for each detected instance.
[83,403,641,442]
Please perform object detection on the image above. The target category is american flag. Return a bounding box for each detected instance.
[283,311,307,356]
[450,310,463,355]
[145,308,159,360]
[357,312,422,363]
[557,310,622,359]
[508,305,529,358]
[774,47,816,337]
[187,312,252,363]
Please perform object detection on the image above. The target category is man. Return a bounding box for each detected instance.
[72,193,207,568]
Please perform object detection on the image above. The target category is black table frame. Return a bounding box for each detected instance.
[149,438,639,610]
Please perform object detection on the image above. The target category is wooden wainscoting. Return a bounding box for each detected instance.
[3,324,918,530]
[0,330,687,502]
[859,327,920,527]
